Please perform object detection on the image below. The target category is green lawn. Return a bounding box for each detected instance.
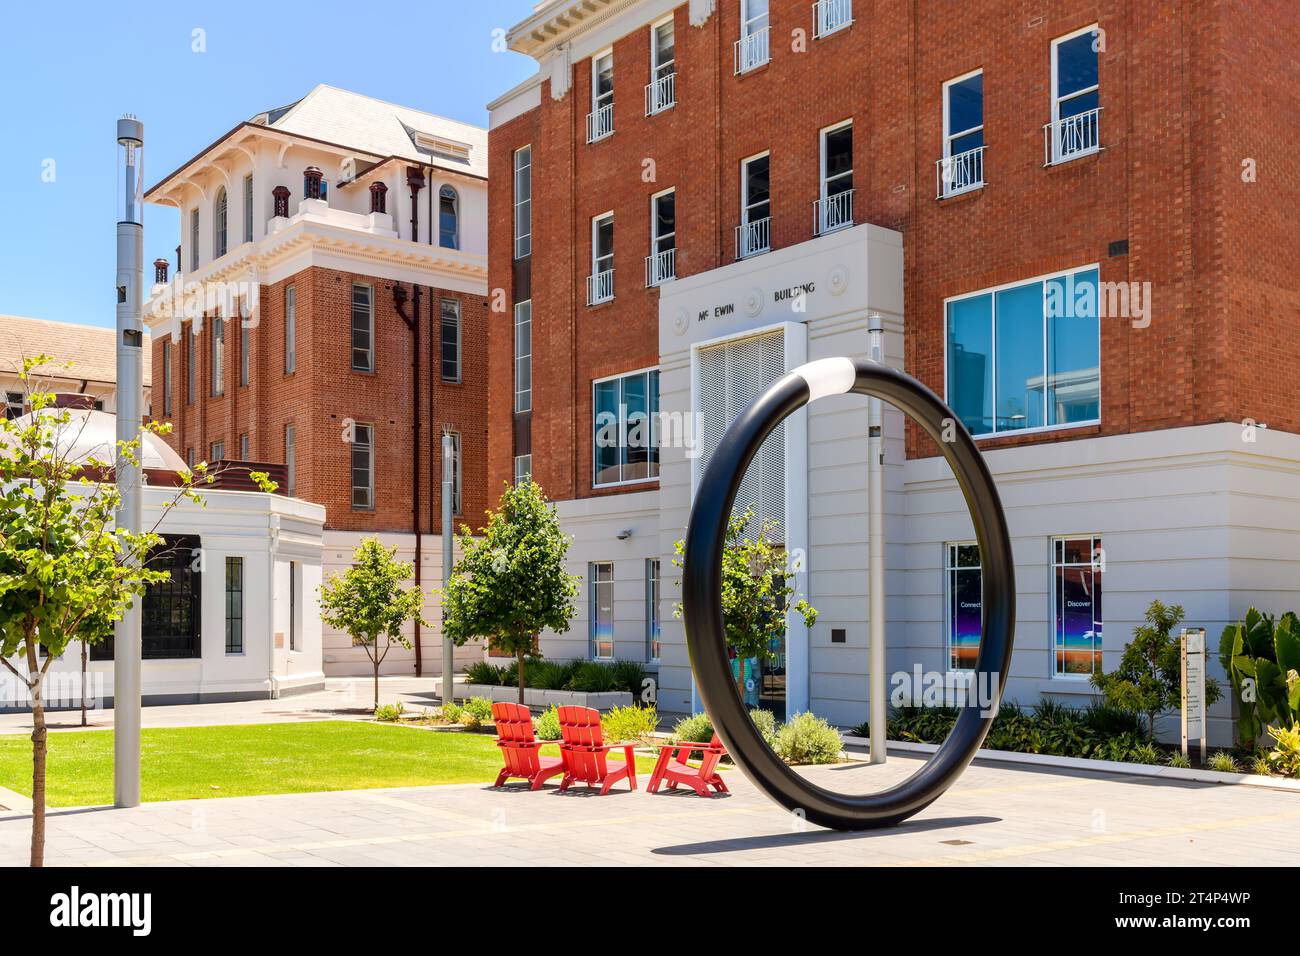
[0,721,658,807]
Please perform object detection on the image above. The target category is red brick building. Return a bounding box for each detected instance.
[487,0,1298,737]
[145,85,491,676]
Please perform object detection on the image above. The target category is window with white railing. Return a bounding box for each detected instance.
[588,51,615,143]
[646,17,676,115]
[738,152,771,258]
[646,189,676,286]
[813,0,852,38]
[815,120,853,234]
[513,145,532,259]
[735,0,770,74]
[938,70,985,198]
[1046,25,1101,165]
[588,212,615,305]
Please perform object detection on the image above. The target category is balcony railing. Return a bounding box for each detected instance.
[813,189,854,235]
[735,217,771,259]
[587,269,615,305]
[734,27,770,74]
[586,102,615,144]
[813,0,853,38]
[645,72,676,116]
[935,146,986,199]
[645,248,676,287]
[1044,107,1102,166]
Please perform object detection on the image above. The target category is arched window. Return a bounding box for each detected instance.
[214,187,228,258]
[439,184,459,249]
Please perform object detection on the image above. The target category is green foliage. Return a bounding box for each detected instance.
[373,702,405,722]
[461,697,494,723]
[439,702,464,724]
[861,700,1158,764]
[774,712,843,764]
[462,657,646,695]
[533,705,561,740]
[1219,608,1300,749]
[601,705,659,744]
[1166,750,1192,769]
[1264,723,1300,778]
[1250,752,1274,777]
[317,538,427,708]
[671,712,714,746]
[673,510,817,692]
[442,480,580,700]
[1208,751,1241,774]
[748,707,778,746]
[1090,600,1221,740]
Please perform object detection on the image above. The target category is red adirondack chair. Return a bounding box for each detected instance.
[556,705,638,794]
[647,733,729,797]
[490,701,566,790]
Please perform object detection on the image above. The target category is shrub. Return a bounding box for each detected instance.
[671,712,714,746]
[1166,750,1192,769]
[609,660,648,696]
[465,661,504,686]
[775,712,843,764]
[748,707,778,746]
[1131,742,1162,765]
[460,711,483,731]
[1265,723,1300,778]
[566,660,619,693]
[1208,751,1242,774]
[1080,701,1145,738]
[529,659,579,690]
[533,705,561,740]
[462,696,494,723]
[1250,752,1274,777]
[439,702,463,724]
[602,705,659,744]
[374,702,405,721]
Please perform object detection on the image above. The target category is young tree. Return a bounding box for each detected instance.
[0,357,215,867]
[1091,598,1222,742]
[318,537,427,710]
[442,480,579,704]
[674,509,818,702]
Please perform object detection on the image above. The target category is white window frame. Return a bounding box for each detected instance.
[243,173,254,243]
[213,187,228,259]
[438,184,459,250]
[646,557,661,661]
[351,282,374,372]
[735,0,771,74]
[592,365,660,488]
[513,145,532,259]
[647,188,676,286]
[211,440,225,461]
[284,424,296,496]
[588,50,615,142]
[589,561,615,660]
[813,0,853,39]
[589,211,615,304]
[211,318,224,396]
[186,324,196,404]
[440,298,462,383]
[943,542,981,674]
[284,285,296,374]
[351,422,374,509]
[940,69,985,198]
[239,432,249,459]
[738,151,771,258]
[513,454,532,486]
[189,208,199,272]
[816,119,854,234]
[514,300,532,413]
[646,16,676,115]
[1049,24,1101,165]
[1051,534,1104,680]
[942,264,1102,440]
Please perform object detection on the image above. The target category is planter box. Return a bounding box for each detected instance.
[460,683,633,712]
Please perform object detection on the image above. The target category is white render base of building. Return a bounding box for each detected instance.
[533,223,1293,747]
[3,487,327,711]
[321,530,483,678]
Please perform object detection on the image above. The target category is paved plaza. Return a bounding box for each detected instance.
[2,744,1297,867]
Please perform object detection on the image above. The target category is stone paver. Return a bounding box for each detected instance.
[2,750,1296,866]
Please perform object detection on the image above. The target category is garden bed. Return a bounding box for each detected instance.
[460,684,632,710]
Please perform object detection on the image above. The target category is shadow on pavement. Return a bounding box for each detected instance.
[650,814,1000,855]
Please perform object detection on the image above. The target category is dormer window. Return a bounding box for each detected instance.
[415,133,472,164]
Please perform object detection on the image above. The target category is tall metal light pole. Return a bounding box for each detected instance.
[441,432,455,705]
[114,116,145,807]
[867,314,887,765]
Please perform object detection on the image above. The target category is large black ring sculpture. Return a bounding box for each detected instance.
[682,357,1015,830]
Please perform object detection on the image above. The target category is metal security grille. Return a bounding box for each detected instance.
[697,330,786,533]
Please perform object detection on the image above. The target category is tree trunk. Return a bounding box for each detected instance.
[373,655,380,711]
[80,641,88,728]
[30,684,46,868]
[517,646,526,706]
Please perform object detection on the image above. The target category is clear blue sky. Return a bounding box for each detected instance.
[0,1,537,329]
